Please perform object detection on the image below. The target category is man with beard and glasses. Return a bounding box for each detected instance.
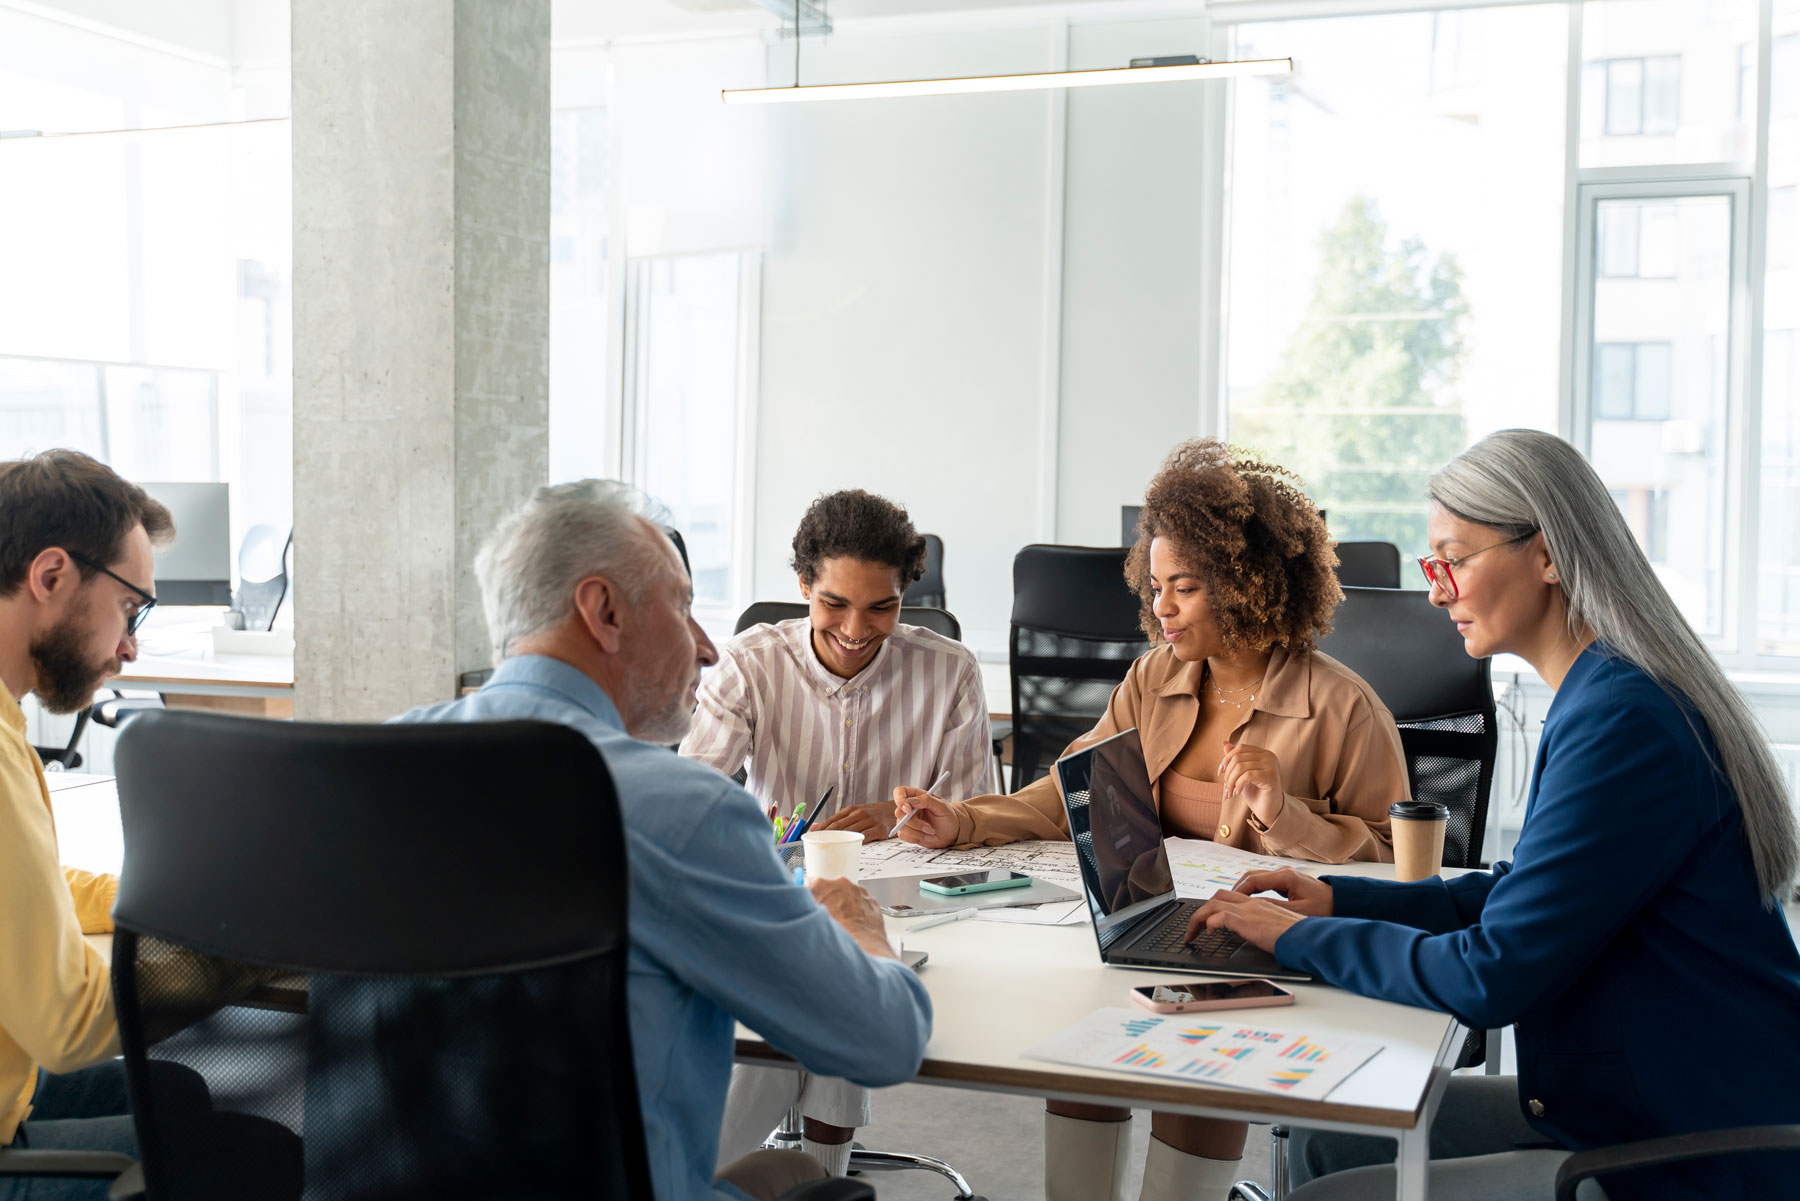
[0,449,189,1199]
[374,481,931,1201]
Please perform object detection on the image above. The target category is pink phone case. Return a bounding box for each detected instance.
[1127,981,1296,1014]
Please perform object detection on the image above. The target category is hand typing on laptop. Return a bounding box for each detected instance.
[1184,868,1335,953]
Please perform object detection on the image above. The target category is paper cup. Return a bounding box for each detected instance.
[802,829,864,882]
[1389,799,1449,882]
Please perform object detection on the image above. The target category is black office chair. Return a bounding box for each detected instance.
[1332,541,1402,589]
[734,601,962,642]
[902,534,945,610]
[31,706,90,770]
[108,711,864,1201]
[1317,586,1496,870]
[665,525,690,574]
[1008,545,1150,786]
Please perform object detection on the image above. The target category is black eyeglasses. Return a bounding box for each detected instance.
[68,551,158,635]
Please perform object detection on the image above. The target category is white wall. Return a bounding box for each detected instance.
[753,23,1063,653]
[1057,16,1214,546]
[749,13,1234,654]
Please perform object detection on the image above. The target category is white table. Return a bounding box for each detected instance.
[738,856,1466,1201]
[59,777,1461,1198]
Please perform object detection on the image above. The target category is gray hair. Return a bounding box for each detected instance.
[1429,430,1799,900]
[476,480,675,660]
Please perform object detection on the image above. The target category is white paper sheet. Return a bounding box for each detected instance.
[1164,837,1314,901]
[1024,1007,1382,1101]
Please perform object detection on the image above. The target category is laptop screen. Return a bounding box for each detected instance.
[1056,728,1176,954]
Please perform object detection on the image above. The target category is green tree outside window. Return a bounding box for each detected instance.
[1233,196,1470,554]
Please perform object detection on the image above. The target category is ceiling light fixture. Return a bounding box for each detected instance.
[722,56,1291,106]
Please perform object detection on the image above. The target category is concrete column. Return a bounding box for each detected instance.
[292,0,550,720]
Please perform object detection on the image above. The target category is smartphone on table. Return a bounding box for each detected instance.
[918,870,1033,896]
[1128,979,1295,1014]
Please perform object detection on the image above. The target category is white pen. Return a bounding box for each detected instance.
[891,767,952,836]
[902,906,982,932]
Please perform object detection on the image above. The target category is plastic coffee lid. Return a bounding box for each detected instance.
[1389,799,1450,820]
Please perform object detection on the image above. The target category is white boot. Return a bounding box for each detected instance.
[1044,1111,1132,1201]
[1136,1135,1243,1201]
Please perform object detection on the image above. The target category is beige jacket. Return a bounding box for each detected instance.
[949,646,1408,863]
[0,680,119,1146]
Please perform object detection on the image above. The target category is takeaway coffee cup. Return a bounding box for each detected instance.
[1389,800,1449,882]
[803,829,864,882]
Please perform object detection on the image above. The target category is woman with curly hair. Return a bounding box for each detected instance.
[894,438,1408,1201]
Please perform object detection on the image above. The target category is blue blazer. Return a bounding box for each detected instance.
[1276,644,1800,1201]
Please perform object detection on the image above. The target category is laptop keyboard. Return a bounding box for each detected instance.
[1137,903,1247,958]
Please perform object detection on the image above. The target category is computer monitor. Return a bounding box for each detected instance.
[141,482,231,606]
[1121,505,1143,547]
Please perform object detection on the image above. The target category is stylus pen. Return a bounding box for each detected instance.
[901,907,982,932]
[891,768,952,836]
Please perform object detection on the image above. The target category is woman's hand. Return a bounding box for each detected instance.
[1219,741,1284,825]
[816,802,895,841]
[1183,892,1307,953]
[1232,867,1335,917]
[892,787,958,848]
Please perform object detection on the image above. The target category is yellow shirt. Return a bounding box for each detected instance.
[0,678,119,1146]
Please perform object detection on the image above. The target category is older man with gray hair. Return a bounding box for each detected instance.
[394,480,932,1201]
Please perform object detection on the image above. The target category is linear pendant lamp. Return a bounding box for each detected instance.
[721,56,1292,105]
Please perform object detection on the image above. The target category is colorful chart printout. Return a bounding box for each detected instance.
[1024,1009,1382,1102]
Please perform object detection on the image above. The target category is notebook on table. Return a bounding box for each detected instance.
[1054,727,1309,983]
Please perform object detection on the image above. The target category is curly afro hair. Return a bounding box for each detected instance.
[790,489,928,589]
[1123,439,1341,654]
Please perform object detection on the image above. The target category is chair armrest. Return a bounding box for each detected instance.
[107,1163,146,1200]
[779,1180,875,1201]
[1554,1125,1800,1201]
[90,698,161,729]
[0,1148,136,1179]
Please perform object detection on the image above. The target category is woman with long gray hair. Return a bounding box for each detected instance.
[1189,429,1800,1201]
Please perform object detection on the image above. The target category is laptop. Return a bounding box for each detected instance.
[1054,727,1309,982]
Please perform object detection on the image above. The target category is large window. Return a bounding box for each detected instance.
[1221,0,1800,668]
[625,253,758,622]
[0,116,293,566]
[1579,0,1756,168]
[1224,6,1567,552]
[549,107,612,486]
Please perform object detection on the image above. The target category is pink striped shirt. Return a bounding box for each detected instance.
[679,618,991,821]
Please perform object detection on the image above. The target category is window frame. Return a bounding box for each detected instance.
[1573,177,1751,648]
[1210,0,1792,669]
[619,250,762,639]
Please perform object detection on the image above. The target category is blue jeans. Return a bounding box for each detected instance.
[4,1061,208,1201]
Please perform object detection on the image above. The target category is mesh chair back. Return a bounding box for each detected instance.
[1333,541,1402,589]
[110,712,649,1201]
[1009,546,1150,786]
[734,600,962,641]
[664,525,690,574]
[1317,587,1497,868]
[902,534,946,609]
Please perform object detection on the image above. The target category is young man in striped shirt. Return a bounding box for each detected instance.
[683,489,988,1176]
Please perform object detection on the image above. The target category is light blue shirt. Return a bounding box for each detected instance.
[397,655,933,1201]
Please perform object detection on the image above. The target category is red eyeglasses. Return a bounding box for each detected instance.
[1416,531,1536,601]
